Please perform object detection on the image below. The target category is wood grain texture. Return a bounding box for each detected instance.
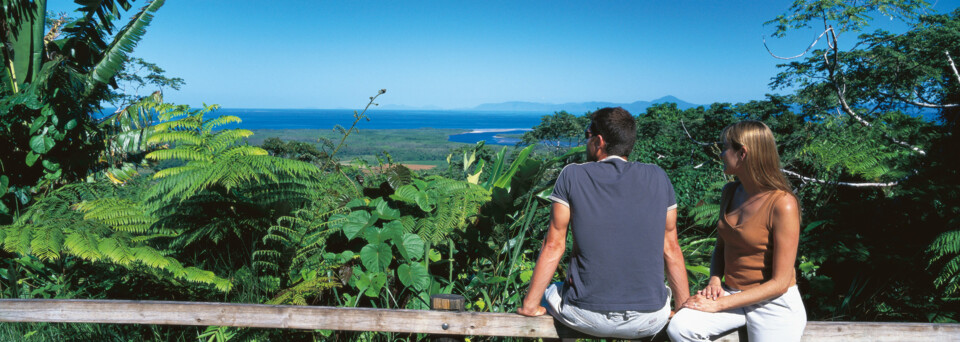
[1,299,958,341]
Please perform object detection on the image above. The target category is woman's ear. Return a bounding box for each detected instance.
[739,146,748,160]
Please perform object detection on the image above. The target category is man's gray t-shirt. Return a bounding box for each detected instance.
[548,156,677,312]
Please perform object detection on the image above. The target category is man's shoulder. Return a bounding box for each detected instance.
[623,161,670,178]
[558,161,591,175]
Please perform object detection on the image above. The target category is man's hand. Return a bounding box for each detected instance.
[517,304,547,317]
[697,276,724,300]
[682,294,723,313]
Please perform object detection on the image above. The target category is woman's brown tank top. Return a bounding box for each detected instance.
[718,187,797,290]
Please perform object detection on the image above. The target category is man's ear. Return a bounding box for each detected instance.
[596,135,606,150]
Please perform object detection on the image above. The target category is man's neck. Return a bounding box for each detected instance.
[599,155,626,161]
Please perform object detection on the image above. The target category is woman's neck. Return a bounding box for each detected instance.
[738,175,764,197]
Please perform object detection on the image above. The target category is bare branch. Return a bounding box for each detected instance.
[835,98,927,155]
[782,169,901,187]
[879,91,960,108]
[680,119,713,146]
[763,28,833,60]
[902,99,959,109]
[947,50,960,85]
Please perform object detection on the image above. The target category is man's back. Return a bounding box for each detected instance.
[517,107,688,340]
[549,156,677,311]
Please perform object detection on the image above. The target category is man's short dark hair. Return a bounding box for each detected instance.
[590,107,636,157]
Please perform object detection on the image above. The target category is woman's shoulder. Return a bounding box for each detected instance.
[770,191,799,217]
[721,181,741,193]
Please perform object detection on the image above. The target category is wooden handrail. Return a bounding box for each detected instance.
[0,299,958,341]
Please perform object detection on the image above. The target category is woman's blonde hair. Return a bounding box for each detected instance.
[720,121,797,205]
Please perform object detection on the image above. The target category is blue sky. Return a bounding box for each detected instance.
[51,1,956,109]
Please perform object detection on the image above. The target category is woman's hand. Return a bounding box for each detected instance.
[517,304,547,317]
[697,276,724,300]
[682,294,724,313]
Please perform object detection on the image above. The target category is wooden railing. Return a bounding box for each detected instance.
[1,298,958,341]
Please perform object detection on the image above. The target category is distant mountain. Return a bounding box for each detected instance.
[472,96,701,113]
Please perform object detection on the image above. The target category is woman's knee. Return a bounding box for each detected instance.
[666,311,701,342]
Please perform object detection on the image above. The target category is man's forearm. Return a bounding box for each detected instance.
[521,241,565,308]
[664,246,690,307]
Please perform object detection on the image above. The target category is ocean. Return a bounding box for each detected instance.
[217,108,543,146]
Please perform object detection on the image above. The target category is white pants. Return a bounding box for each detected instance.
[542,282,671,339]
[667,285,806,342]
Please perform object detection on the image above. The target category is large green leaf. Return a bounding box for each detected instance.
[341,210,372,240]
[4,0,46,92]
[28,135,54,154]
[686,265,710,277]
[41,160,60,172]
[482,147,508,189]
[87,0,165,92]
[25,152,39,167]
[390,184,419,203]
[397,233,425,262]
[360,243,392,271]
[493,144,536,188]
[374,200,400,220]
[414,192,434,212]
[397,263,430,291]
[29,116,46,134]
[364,272,387,297]
[382,220,404,242]
[363,227,386,245]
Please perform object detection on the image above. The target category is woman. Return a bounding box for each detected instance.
[667,121,806,342]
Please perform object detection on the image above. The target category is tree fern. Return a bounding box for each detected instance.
[688,180,727,229]
[0,182,233,292]
[797,116,910,181]
[929,229,960,296]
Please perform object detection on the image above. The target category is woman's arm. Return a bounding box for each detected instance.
[684,194,800,312]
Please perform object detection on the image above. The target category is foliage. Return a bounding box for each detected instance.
[261,137,329,164]
[0,181,232,295]
[519,110,590,151]
[0,0,165,223]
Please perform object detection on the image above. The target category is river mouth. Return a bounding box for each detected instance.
[447,129,530,146]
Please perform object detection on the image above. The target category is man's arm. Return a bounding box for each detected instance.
[663,208,690,312]
[517,202,570,316]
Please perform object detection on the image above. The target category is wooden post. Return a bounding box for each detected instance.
[430,294,466,342]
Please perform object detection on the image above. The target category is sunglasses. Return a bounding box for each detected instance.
[585,124,596,140]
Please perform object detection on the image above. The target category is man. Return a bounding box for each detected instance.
[517,107,689,339]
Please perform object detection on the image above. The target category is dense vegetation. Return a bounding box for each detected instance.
[0,0,958,340]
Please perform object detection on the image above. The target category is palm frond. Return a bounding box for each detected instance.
[87,0,165,88]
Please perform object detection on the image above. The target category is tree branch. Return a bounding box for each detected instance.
[781,169,902,187]
[946,50,960,85]
[680,119,713,146]
[763,28,833,60]
[826,28,927,156]
[879,91,960,108]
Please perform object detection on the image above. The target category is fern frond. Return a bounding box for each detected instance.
[206,130,255,154]
[78,198,157,233]
[145,146,210,162]
[64,230,104,261]
[30,225,64,261]
[201,115,243,132]
[3,224,34,256]
[933,254,960,292]
[929,230,960,260]
[99,237,136,265]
